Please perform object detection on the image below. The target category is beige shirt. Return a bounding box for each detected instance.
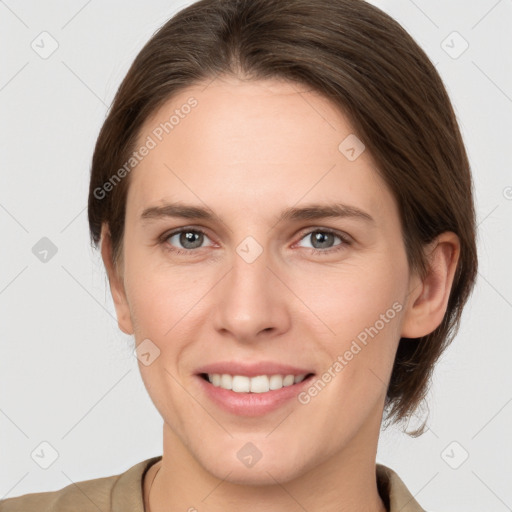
[0,456,426,511]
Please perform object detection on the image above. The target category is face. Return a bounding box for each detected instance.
[107,77,416,484]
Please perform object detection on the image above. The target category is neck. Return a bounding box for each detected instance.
[147,412,387,512]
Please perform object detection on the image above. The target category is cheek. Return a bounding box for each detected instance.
[123,245,211,338]
[292,257,406,342]
[295,266,405,420]
[290,254,407,409]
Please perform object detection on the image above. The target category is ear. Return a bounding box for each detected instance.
[100,223,134,335]
[401,232,460,338]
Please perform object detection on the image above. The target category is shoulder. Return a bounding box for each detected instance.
[0,473,119,512]
[0,456,162,512]
[376,463,428,512]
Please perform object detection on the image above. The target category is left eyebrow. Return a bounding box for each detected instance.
[140,201,374,224]
[276,203,374,224]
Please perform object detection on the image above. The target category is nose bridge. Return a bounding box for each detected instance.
[232,238,272,294]
[212,237,289,339]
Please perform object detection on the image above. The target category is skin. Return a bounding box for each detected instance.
[100,76,460,512]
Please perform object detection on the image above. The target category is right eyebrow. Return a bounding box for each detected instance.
[140,203,221,223]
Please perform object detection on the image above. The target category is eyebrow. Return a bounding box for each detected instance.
[140,202,374,224]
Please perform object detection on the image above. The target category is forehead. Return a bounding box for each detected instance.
[127,77,393,221]
[139,76,350,159]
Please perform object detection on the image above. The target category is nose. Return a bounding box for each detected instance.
[212,243,291,343]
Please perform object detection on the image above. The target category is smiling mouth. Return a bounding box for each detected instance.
[199,372,315,393]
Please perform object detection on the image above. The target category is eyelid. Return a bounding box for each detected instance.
[293,225,352,244]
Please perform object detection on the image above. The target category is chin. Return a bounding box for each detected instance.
[194,437,315,487]
[205,458,306,487]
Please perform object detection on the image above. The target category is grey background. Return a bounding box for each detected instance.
[1,1,511,510]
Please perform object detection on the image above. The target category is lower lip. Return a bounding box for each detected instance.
[196,375,315,417]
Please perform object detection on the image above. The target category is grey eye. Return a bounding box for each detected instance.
[168,230,210,250]
[298,230,342,250]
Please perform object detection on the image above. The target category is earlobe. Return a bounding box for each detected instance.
[100,224,134,335]
[400,232,460,339]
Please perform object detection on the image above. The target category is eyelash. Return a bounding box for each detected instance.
[158,226,352,257]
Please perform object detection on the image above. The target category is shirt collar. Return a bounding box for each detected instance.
[376,463,426,511]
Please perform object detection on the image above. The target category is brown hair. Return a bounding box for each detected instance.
[88,0,477,435]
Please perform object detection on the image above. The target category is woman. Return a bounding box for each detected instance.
[1,0,477,510]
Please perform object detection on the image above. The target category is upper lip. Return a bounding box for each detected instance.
[195,361,315,378]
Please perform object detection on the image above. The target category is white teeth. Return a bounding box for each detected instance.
[232,375,251,393]
[250,375,269,393]
[207,373,308,393]
[283,375,295,386]
[220,374,232,389]
[269,374,283,390]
